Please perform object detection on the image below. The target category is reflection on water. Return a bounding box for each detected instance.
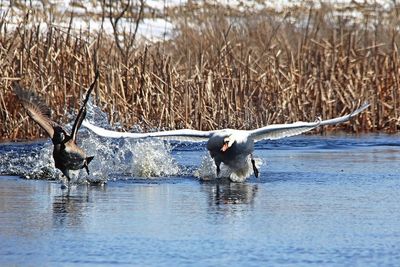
[52,185,107,228]
[201,181,258,205]
[53,194,88,227]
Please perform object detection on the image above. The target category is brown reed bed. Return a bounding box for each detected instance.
[1,1,399,141]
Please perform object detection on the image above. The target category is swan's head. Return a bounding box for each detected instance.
[207,130,249,154]
[221,135,235,152]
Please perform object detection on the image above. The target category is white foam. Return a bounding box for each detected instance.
[1,101,181,183]
[194,153,263,182]
[82,101,181,180]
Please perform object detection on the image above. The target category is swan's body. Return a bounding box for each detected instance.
[83,103,369,182]
[14,72,99,187]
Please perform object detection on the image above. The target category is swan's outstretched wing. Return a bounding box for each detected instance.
[71,71,99,142]
[84,102,369,143]
[318,102,370,126]
[249,102,370,142]
[13,82,58,138]
[82,120,214,142]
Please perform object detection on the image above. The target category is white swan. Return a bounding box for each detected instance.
[83,103,369,182]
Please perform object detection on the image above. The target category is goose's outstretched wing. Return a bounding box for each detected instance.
[82,120,214,142]
[249,102,370,142]
[13,82,58,138]
[71,71,99,142]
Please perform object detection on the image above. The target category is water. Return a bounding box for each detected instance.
[1,134,400,266]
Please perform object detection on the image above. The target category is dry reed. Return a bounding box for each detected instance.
[1,1,399,141]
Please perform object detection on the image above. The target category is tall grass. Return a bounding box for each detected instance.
[1,1,399,141]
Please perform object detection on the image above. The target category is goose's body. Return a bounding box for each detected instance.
[14,72,99,186]
[83,103,369,182]
[52,134,92,179]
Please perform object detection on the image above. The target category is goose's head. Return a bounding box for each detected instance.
[52,126,67,144]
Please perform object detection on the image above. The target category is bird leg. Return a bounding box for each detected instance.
[251,154,259,178]
[84,164,90,175]
[61,169,71,189]
[215,161,221,177]
[216,164,221,177]
[84,156,94,175]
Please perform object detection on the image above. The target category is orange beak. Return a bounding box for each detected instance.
[221,143,229,152]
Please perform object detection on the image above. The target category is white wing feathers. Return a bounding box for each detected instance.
[319,102,370,126]
[249,121,321,142]
[249,102,370,142]
[83,102,369,143]
[82,120,213,142]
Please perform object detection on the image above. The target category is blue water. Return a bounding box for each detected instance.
[1,134,400,266]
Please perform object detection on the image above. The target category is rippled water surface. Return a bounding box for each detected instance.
[1,134,400,266]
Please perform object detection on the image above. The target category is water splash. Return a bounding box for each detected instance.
[0,142,59,180]
[194,153,263,182]
[1,137,181,183]
[0,101,181,182]
[82,100,181,180]
[81,135,180,180]
[194,153,230,180]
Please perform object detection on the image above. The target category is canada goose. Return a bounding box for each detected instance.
[82,102,369,182]
[13,71,99,187]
